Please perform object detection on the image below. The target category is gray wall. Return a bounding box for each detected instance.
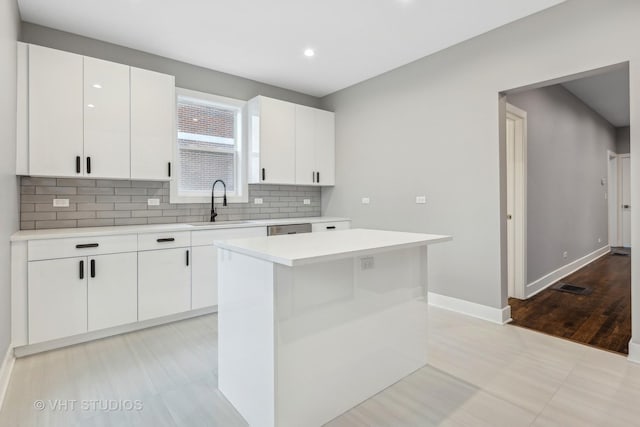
[20,23,321,108]
[1,0,20,358]
[320,0,640,312]
[20,178,320,230]
[617,126,630,154]
[507,85,615,284]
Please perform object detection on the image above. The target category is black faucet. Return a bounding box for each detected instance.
[210,179,227,222]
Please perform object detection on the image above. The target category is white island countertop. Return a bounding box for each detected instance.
[215,228,451,266]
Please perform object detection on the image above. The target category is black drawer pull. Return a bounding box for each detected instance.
[79,260,84,279]
[168,162,172,177]
[90,259,96,278]
[76,156,81,174]
[76,243,99,249]
[157,238,175,242]
[317,172,320,183]
[86,156,91,174]
[186,250,190,266]
[326,226,336,230]
[262,168,266,181]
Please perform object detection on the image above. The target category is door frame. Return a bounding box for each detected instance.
[620,153,631,248]
[608,150,620,247]
[506,103,527,299]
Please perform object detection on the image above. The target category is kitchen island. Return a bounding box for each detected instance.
[215,228,451,427]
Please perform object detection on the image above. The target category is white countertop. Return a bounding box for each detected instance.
[10,217,350,241]
[215,228,452,266]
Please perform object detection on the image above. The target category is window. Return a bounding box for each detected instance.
[170,88,247,203]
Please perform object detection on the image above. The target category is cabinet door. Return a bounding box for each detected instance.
[259,97,295,184]
[29,45,84,177]
[138,248,191,321]
[88,252,137,331]
[314,109,335,186]
[131,67,175,181]
[191,245,218,309]
[84,57,130,179]
[28,257,87,344]
[295,105,316,185]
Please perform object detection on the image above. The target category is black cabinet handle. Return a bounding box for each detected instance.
[90,259,96,278]
[79,260,84,279]
[186,250,190,266]
[157,238,175,242]
[262,168,266,181]
[86,157,91,174]
[317,172,320,183]
[326,226,336,230]
[168,162,171,177]
[76,156,81,174]
[76,243,99,249]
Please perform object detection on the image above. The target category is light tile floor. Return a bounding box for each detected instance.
[2,307,639,426]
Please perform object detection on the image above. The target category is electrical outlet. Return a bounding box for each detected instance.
[361,197,370,205]
[254,198,263,205]
[360,256,375,270]
[563,251,568,259]
[303,199,311,205]
[147,198,160,206]
[53,199,69,208]
[598,237,602,243]
[416,196,426,204]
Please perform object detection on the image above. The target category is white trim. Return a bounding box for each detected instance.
[428,292,512,325]
[505,103,527,299]
[0,344,15,411]
[14,306,216,358]
[608,150,620,247]
[628,340,640,364]
[525,245,610,298]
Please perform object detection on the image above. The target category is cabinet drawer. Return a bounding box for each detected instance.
[311,221,351,232]
[138,231,191,251]
[191,226,266,246]
[28,234,137,261]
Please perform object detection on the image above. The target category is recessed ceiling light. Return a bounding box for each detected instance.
[304,48,315,57]
[87,104,95,108]
[192,118,199,122]
[92,84,102,89]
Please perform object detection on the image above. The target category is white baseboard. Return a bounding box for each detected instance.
[428,292,512,325]
[0,343,15,411]
[525,245,610,298]
[628,340,640,364]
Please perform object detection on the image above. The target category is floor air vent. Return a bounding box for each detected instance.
[551,282,592,295]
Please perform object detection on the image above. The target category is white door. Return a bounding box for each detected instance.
[191,245,218,309]
[28,257,88,344]
[131,67,175,181]
[29,45,84,177]
[506,116,516,298]
[138,248,191,321]
[295,105,316,185]
[314,109,335,185]
[88,252,138,331]
[259,97,296,184]
[83,57,131,179]
[621,155,631,247]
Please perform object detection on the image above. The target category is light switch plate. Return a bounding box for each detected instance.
[361,197,370,204]
[416,196,426,204]
[53,199,69,208]
[303,199,311,205]
[147,198,160,206]
[254,198,263,205]
[361,256,375,270]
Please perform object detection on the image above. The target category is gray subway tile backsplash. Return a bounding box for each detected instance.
[19,179,321,229]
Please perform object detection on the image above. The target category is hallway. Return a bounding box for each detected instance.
[509,250,631,354]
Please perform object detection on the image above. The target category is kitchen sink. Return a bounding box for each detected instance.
[189,220,252,227]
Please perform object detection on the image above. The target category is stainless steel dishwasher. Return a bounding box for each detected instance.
[267,223,312,236]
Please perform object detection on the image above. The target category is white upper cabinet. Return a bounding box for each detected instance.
[130,67,175,181]
[28,44,84,177]
[18,43,175,181]
[83,57,131,179]
[249,96,296,184]
[249,95,335,186]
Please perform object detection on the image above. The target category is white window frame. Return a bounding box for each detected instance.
[170,88,248,204]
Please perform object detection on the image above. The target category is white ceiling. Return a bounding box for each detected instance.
[18,0,565,97]
[561,67,630,127]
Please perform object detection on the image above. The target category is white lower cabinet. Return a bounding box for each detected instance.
[138,247,192,321]
[88,252,138,331]
[191,245,217,310]
[28,257,88,344]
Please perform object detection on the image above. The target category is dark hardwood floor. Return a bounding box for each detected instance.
[509,250,631,354]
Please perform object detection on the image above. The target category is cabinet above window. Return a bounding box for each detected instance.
[16,43,175,181]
